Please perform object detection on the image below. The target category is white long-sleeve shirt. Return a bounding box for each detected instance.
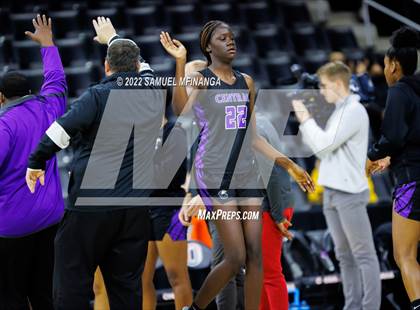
[299,95,369,193]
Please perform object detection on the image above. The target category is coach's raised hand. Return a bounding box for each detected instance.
[92,16,117,45]
[25,14,53,47]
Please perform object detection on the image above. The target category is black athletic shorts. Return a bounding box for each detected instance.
[149,206,179,241]
[193,166,264,208]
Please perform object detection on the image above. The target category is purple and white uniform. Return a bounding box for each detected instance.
[192,68,261,208]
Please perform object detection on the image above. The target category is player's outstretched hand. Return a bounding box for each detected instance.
[288,163,315,193]
[366,157,390,176]
[160,31,187,60]
[178,194,206,226]
[25,14,54,47]
[92,16,117,45]
[178,205,192,226]
[186,195,206,217]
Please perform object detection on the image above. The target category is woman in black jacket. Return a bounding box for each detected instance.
[367,27,420,310]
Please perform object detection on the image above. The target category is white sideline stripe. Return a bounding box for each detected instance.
[46,121,70,149]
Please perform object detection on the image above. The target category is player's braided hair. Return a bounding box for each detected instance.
[199,20,226,65]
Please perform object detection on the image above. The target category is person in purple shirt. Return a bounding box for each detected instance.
[0,15,66,310]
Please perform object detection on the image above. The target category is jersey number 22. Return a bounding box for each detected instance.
[225,105,247,130]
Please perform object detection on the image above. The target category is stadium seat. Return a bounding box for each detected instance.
[86,8,123,29]
[205,0,236,3]
[165,4,199,34]
[11,13,36,40]
[127,6,160,36]
[163,0,200,4]
[8,0,43,13]
[343,48,365,63]
[232,55,256,76]
[327,0,362,12]
[230,26,257,56]
[291,24,318,55]
[302,49,329,73]
[50,11,81,38]
[56,38,88,67]
[0,37,12,66]
[291,24,330,55]
[232,55,271,88]
[263,53,295,86]
[0,9,12,35]
[88,39,107,63]
[240,2,273,30]
[151,61,175,78]
[368,0,408,36]
[202,3,236,24]
[12,41,42,69]
[252,26,292,58]
[136,0,164,4]
[175,32,201,60]
[65,64,96,97]
[327,27,358,50]
[134,35,168,64]
[275,0,311,27]
[19,68,44,93]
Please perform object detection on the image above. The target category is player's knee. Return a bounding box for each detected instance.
[224,253,246,275]
[246,243,262,266]
[393,244,416,269]
[165,268,186,288]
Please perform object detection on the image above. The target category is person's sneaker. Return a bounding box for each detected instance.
[181,307,190,310]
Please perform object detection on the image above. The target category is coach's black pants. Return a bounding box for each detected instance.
[0,224,58,310]
[53,208,150,310]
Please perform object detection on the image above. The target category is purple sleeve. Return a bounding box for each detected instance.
[40,46,68,117]
[0,122,12,168]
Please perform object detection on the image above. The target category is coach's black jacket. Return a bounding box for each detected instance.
[28,66,166,211]
[368,74,420,185]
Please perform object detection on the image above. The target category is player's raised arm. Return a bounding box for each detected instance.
[160,31,201,115]
[25,14,67,116]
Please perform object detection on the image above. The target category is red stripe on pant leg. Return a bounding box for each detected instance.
[260,211,289,310]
